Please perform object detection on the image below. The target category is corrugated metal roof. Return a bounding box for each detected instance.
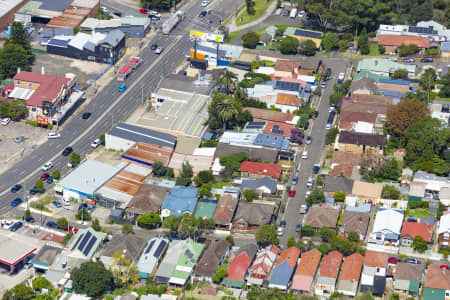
[109,122,176,148]
[68,32,91,50]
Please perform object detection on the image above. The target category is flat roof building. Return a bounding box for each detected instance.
[0,236,37,272]
[0,0,28,31]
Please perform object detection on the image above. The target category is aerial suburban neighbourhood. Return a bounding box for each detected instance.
[0,0,449,299]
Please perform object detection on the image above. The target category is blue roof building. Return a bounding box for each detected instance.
[268,246,300,290]
[160,186,198,218]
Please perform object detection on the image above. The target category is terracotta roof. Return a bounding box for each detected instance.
[351,181,383,199]
[364,251,388,268]
[263,121,295,137]
[305,206,340,228]
[341,101,391,115]
[331,152,361,166]
[276,246,300,269]
[194,240,229,277]
[339,131,386,148]
[13,71,72,107]
[213,194,238,226]
[275,60,301,72]
[276,93,301,106]
[378,82,411,93]
[250,245,279,279]
[244,107,295,123]
[351,94,393,105]
[127,184,170,214]
[394,262,424,282]
[400,221,433,243]
[123,143,173,166]
[339,253,364,281]
[329,164,354,178]
[225,252,251,282]
[295,249,321,276]
[378,34,430,48]
[339,111,377,126]
[319,251,343,279]
[240,161,281,179]
[297,68,315,75]
[424,264,450,290]
[341,211,370,238]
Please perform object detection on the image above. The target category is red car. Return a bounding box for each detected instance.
[64,226,79,234]
[440,265,449,269]
[289,190,296,197]
[139,8,148,14]
[40,173,50,181]
[388,256,400,264]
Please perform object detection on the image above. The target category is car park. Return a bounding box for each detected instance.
[388,257,401,264]
[119,84,127,92]
[10,184,22,193]
[40,173,50,181]
[91,138,102,148]
[155,47,164,54]
[47,221,58,229]
[10,221,23,232]
[301,151,308,159]
[14,136,25,143]
[405,258,421,264]
[305,136,312,144]
[52,201,62,208]
[62,147,72,156]
[421,57,433,63]
[11,198,22,207]
[403,58,415,63]
[291,175,298,185]
[48,132,61,139]
[289,190,296,197]
[199,10,207,17]
[82,112,91,119]
[1,117,11,126]
[42,161,53,171]
[296,224,302,232]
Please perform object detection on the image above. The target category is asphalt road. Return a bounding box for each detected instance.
[0,0,240,214]
[279,57,351,246]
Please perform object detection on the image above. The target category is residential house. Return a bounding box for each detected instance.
[339,110,378,134]
[431,103,450,126]
[160,187,198,218]
[412,171,450,203]
[193,240,230,283]
[125,184,170,221]
[337,131,386,155]
[350,77,377,95]
[67,227,107,261]
[438,213,450,250]
[337,253,364,296]
[240,161,281,180]
[324,175,355,195]
[340,100,390,135]
[284,27,323,48]
[400,221,433,247]
[10,71,80,125]
[261,26,278,42]
[394,262,425,297]
[243,107,298,125]
[275,93,301,113]
[330,152,361,179]
[370,208,404,245]
[291,249,322,294]
[100,234,147,269]
[441,42,450,58]
[247,245,280,286]
[274,60,301,78]
[314,250,343,296]
[233,200,275,231]
[219,131,290,151]
[377,35,430,53]
[377,78,413,101]
[154,240,186,284]
[241,177,277,196]
[356,58,416,77]
[351,181,383,202]
[137,236,170,280]
[213,194,238,229]
[353,70,389,83]
[168,239,205,286]
[360,251,389,295]
[341,210,370,240]
[304,206,340,231]
[351,93,393,105]
[268,246,301,290]
[423,264,450,300]
[214,144,278,164]
[263,121,296,138]
[222,244,257,288]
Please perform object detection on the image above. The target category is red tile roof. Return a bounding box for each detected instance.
[250,245,280,279]
[401,221,433,243]
[424,264,450,290]
[275,60,301,72]
[364,251,388,268]
[276,246,300,269]
[319,250,343,279]
[276,93,301,106]
[13,71,72,107]
[225,252,251,282]
[378,35,430,48]
[329,164,354,178]
[339,253,364,281]
[240,161,282,179]
[244,107,295,123]
[295,249,321,277]
[331,152,361,166]
[263,121,295,137]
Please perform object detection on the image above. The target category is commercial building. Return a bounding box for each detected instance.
[31,245,63,274]
[81,17,150,38]
[122,143,174,167]
[0,236,37,273]
[0,0,28,30]
[47,30,125,64]
[190,41,243,67]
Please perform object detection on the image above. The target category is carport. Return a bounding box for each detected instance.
[0,237,37,273]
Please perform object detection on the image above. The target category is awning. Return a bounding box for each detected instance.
[9,87,35,100]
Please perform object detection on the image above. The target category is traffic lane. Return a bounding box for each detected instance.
[100,0,141,17]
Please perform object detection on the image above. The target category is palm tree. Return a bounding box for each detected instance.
[218,68,237,94]
[216,97,238,131]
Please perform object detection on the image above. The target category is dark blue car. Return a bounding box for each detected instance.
[11,198,22,207]
[78,203,88,211]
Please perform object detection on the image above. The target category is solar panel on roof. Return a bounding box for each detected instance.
[276,81,300,91]
[77,231,92,252]
[273,125,279,129]
[71,235,82,251]
[154,241,167,258]
[294,28,322,39]
[48,39,70,47]
[248,122,265,126]
[83,236,97,256]
[145,240,156,254]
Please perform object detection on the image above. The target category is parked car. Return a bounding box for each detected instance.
[151,43,158,50]
[314,110,319,118]
[299,204,308,214]
[139,8,148,14]
[403,58,415,63]
[25,216,35,223]
[421,57,433,63]
[119,84,127,92]
[52,201,62,208]
[40,173,50,181]
[47,221,58,229]
[14,136,25,143]
[48,132,61,139]
[275,8,282,15]
[3,220,15,229]
[149,12,161,20]
[101,6,109,14]
[155,47,164,54]
[405,258,421,264]
[10,221,23,232]
[42,161,53,171]
[29,187,40,195]
[63,199,71,206]
[201,0,209,6]
[199,10,207,17]
[62,147,73,156]
[289,190,296,197]
[277,226,285,236]
[385,56,397,62]
[1,117,11,126]
[291,175,298,185]
[388,257,400,264]
[338,72,345,82]
[298,10,305,17]
[46,176,53,184]
[301,151,308,159]
[440,265,449,270]
[321,81,326,88]
[296,224,302,232]
[11,198,22,207]
[283,10,290,16]
[10,184,22,193]
[306,176,314,188]
[113,11,122,17]
[305,136,312,144]
[313,164,320,174]
[91,139,102,148]
[64,226,79,234]
[82,112,91,119]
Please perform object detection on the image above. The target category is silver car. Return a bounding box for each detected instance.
[155,47,164,54]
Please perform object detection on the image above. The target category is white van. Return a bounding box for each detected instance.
[290,8,297,18]
[63,199,71,206]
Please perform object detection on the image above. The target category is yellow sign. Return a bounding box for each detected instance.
[189,30,224,43]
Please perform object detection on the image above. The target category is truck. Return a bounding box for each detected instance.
[290,8,297,19]
[117,65,132,81]
[162,10,184,35]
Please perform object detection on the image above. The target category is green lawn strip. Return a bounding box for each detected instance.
[236,0,274,26]
[228,29,245,43]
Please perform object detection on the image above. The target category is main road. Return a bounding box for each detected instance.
[0,0,241,214]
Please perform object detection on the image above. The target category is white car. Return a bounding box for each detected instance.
[48,132,61,139]
[277,226,285,236]
[1,117,11,126]
[299,204,308,214]
[307,176,314,188]
[298,10,305,17]
[305,190,311,198]
[338,72,345,81]
[155,47,164,54]
[301,151,308,159]
[91,139,101,148]
[63,198,71,206]
[101,6,109,14]
[42,161,53,171]
[3,220,15,229]
[201,0,209,7]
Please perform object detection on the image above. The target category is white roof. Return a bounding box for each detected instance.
[68,295,91,300]
[0,0,24,18]
[192,147,216,157]
[9,87,35,100]
[255,67,275,75]
[438,213,450,234]
[372,208,404,235]
[68,32,91,50]
[219,131,258,146]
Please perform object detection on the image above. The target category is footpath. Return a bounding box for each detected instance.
[228,0,277,32]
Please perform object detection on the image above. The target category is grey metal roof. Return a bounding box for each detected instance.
[101,29,125,47]
[241,177,277,193]
[109,122,176,148]
[83,40,96,52]
[39,0,73,12]
[254,133,290,150]
[158,74,214,96]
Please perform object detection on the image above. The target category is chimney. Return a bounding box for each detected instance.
[41,66,45,75]
[17,67,21,73]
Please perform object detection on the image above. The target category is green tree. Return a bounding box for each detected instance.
[305,188,325,205]
[137,212,162,229]
[326,127,339,144]
[334,191,346,202]
[369,159,401,182]
[322,32,339,52]
[91,218,101,231]
[194,170,213,186]
[0,43,31,79]
[391,69,409,80]
[320,227,335,242]
[255,224,279,247]
[70,152,81,167]
[420,68,436,102]
[382,185,400,199]
[218,69,238,95]
[245,0,255,15]
[63,231,73,245]
[99,133,105,144]
[302,39,316,56]
[386,99,429,137]
[280,36,299,54]
[32,277,52,291]
[216,97,238,131]
[398,44,420,57]
[71,261,114,298]
[8,283,34,300]
[198,184,212,198]
[378,44,386,54]
[317,243,330,255]
[301,225,315,237]
[439,72,450,97]
[219,152,248,172]
[24,209,31,221]
[8,22,31,53]
[348,231,360,242]
[76,208,91,221]
[56,217,68,229]
[152,161,166,176]
[243,189,259,202]
[287,236,296,247]
[162,215,181,237]
[358,29,369,54]
[51,169,60,180]
[226,234,234,246]
[242,31,260,49]
[212,266,228,283]
[35,179,44,192]
[413,236,428,253]
[122,223,133,234]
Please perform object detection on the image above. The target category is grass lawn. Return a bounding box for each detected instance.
[30,195,53,213]
[210,180,232,189]
[228,29,245,43]
[236,0,274,26]
[436,97,450,102]
[369,44,380,56]
[406,208,434,218]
